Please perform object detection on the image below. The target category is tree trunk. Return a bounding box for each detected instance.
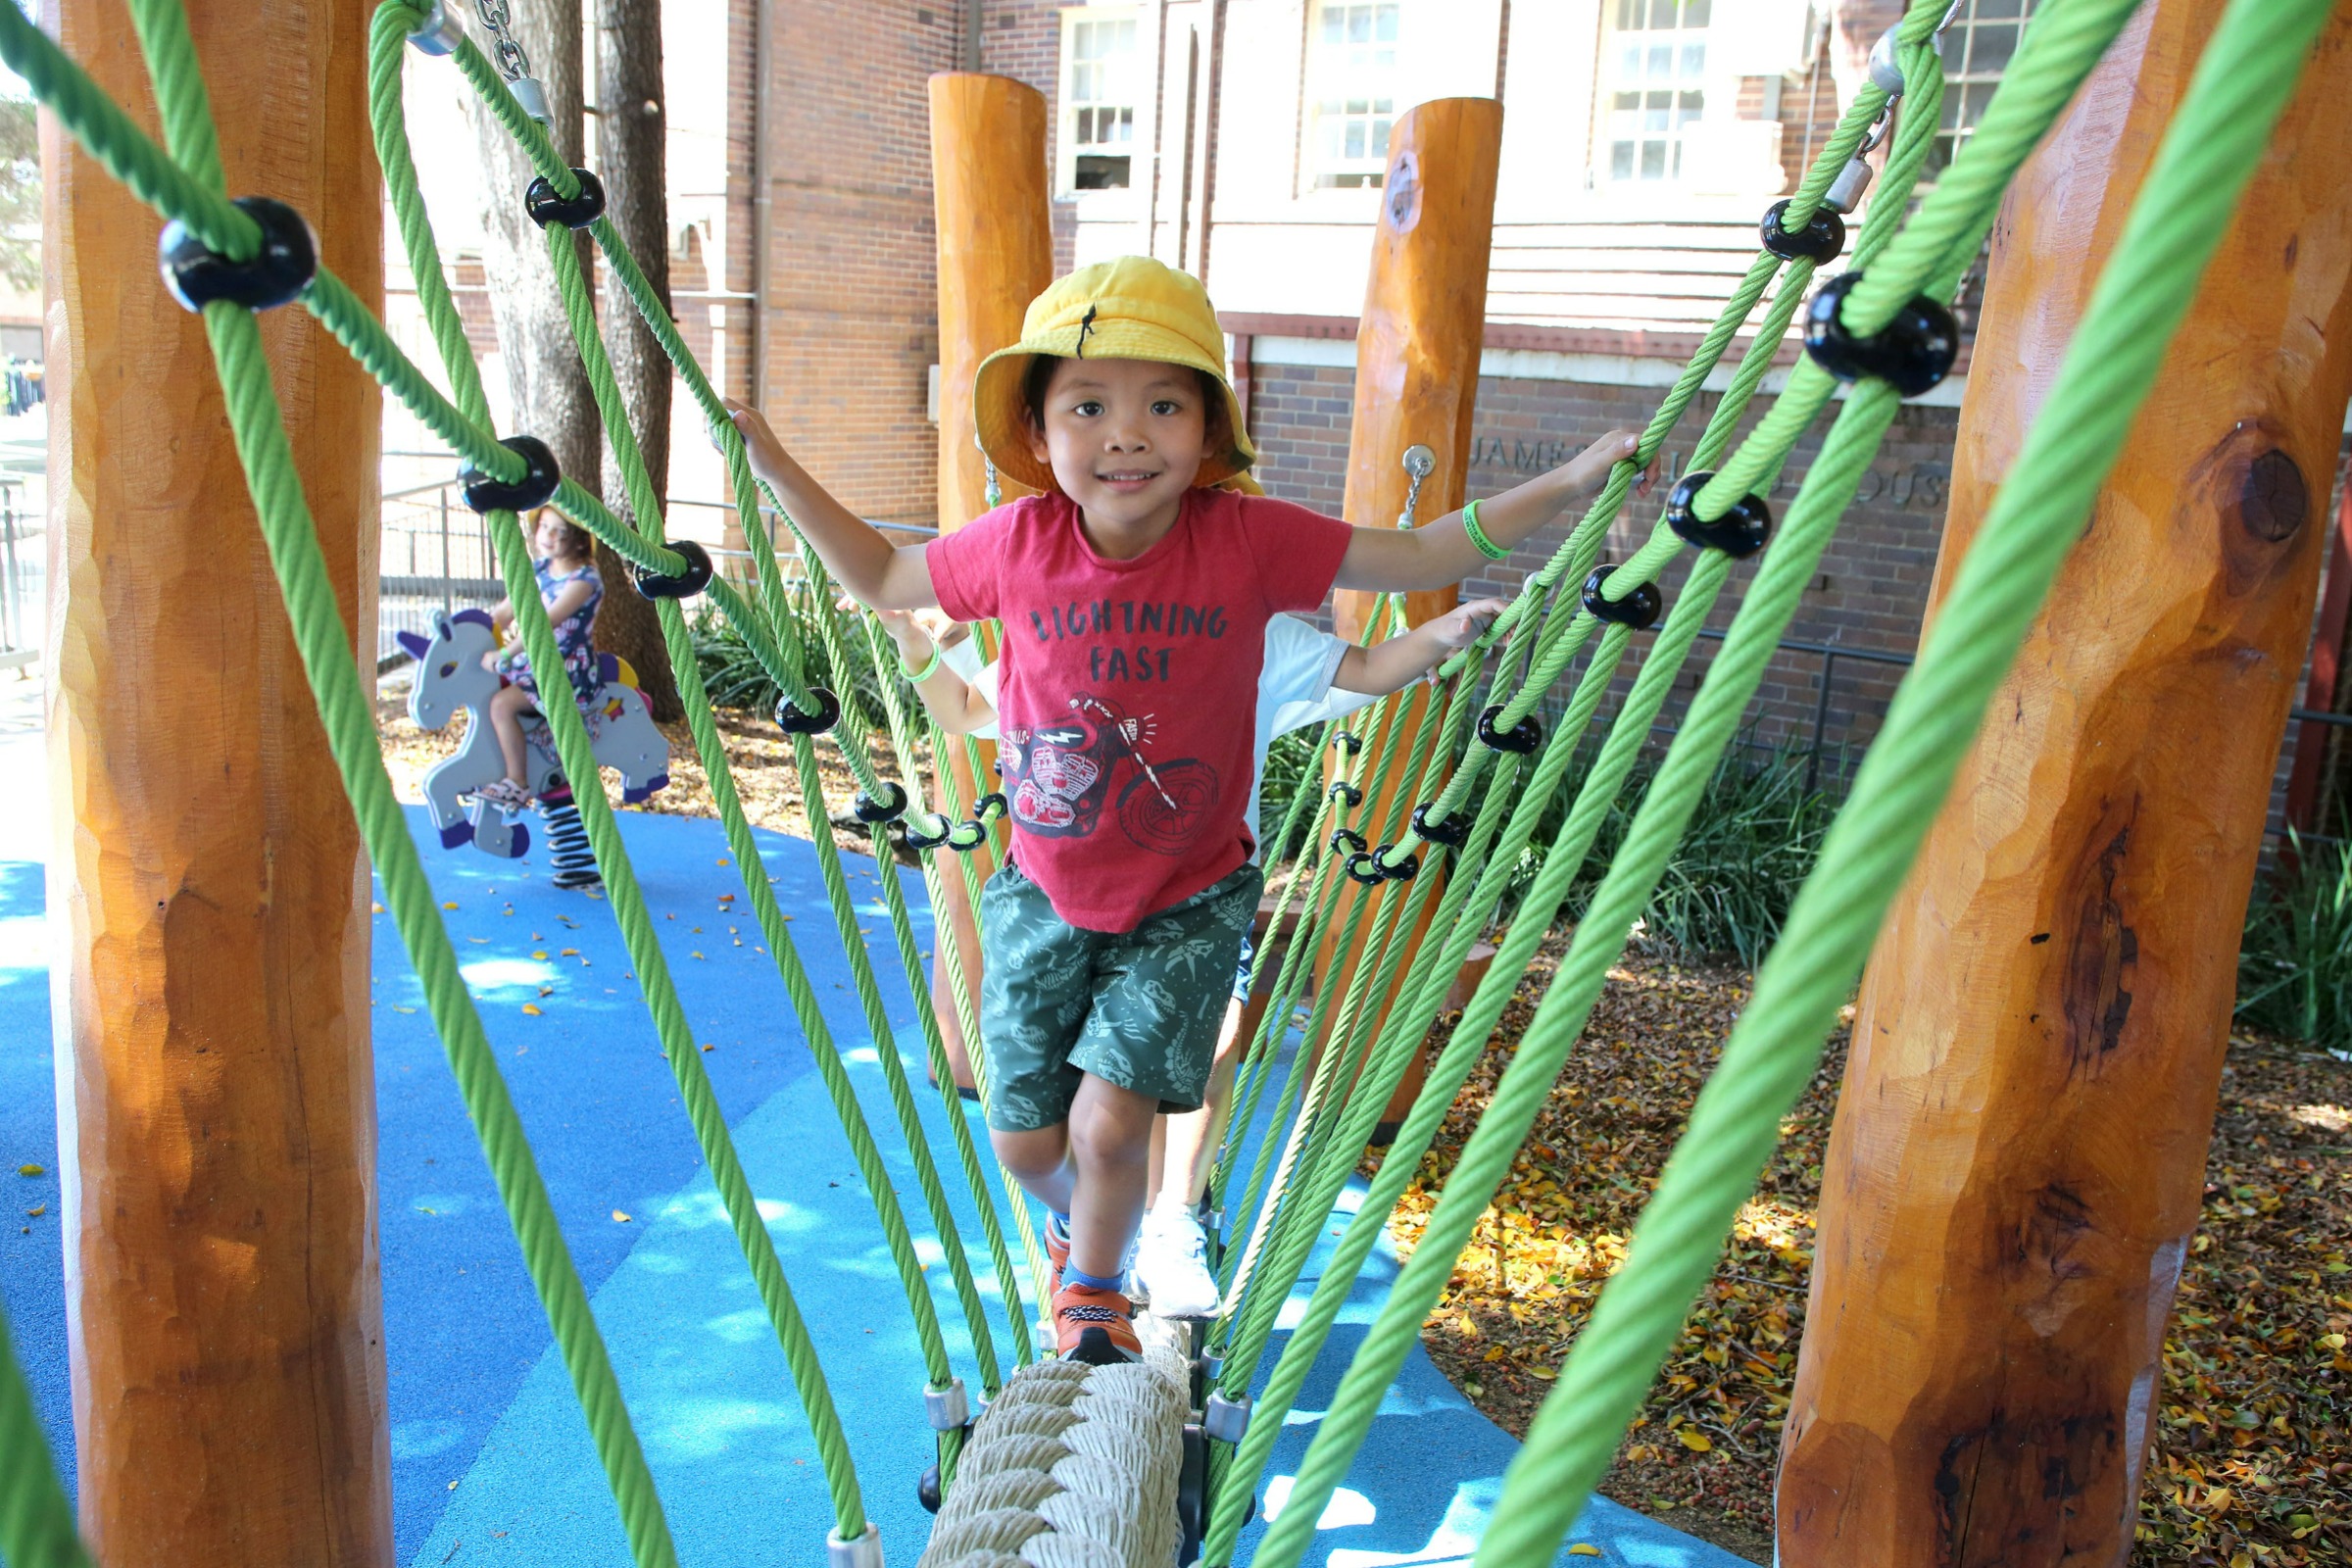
[465,0,609,687]
[591,0,681,720]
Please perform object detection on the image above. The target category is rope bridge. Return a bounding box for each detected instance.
[0,0,2331,1563]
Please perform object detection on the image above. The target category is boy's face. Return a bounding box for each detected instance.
[1026,357,1210,532]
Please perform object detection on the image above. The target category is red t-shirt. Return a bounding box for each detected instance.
[928,487,1353,933]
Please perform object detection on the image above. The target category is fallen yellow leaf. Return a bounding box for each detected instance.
[612,1209,631,1223]
[441,902,459,910]
[1568,1547,1602,1559]
[531,951,549,960]
[561,948,580,956]
[1677,1430,1712,1453]
[18,1164,42,1178]
[24,1205,43,1218]
[520,1004,543,1017]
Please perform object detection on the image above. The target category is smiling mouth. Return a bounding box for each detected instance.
[1098,470,1161,484]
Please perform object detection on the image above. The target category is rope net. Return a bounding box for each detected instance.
[0,0,2331,1563]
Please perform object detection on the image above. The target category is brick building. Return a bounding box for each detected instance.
[725,0,2009,755]
[398,1,2345,769]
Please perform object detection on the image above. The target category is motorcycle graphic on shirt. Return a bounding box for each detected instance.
[1000,694,1220,856]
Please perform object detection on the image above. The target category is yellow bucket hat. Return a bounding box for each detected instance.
[973,255,1257,495]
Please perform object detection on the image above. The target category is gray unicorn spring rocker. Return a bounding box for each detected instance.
[398,608,670,860]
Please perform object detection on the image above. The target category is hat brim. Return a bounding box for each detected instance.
[973,328,1257,497]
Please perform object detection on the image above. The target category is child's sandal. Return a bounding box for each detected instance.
[469,778,533,810]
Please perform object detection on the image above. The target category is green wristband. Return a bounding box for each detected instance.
[900,639,943,683]
[1461,497,1508,562]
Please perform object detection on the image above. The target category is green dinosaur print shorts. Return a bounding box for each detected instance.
[976,860,1263,1133]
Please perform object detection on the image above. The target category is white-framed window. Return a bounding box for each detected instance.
[1057,9,1141,194]
[1309,1,1400,189]
[1929,0,2034,181]
[1598,0,1710,185]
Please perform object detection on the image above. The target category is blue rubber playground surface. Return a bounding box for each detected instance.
[0,705,1744,1566]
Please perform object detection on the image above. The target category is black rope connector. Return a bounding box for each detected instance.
[853,782,908,824]
[1801,270,1959,398]
[1330,827,1368,858]
[774,685,841,736]
[633,539,713,601]
[1411,803,1469,849]
[1328,780,1364,808]
[1581,564,1663,630]
[460,434,563,514]
[1477,704,1544,756]
[1663,470,1773,560]
[974,791,1009,824]
[1758,199,1844,267]
[947,819,990,853]
[1332,730,1364,757]
[1348,848,1418,885]
[159,196,318,313]
[902,814,954,852]
[525,169,608,230]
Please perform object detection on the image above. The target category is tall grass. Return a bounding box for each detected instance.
[2236,829,2352,1054]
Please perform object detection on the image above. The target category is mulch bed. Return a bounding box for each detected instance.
[1379,935,2352,1565]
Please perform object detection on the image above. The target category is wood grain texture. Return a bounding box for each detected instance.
[1317,98,1502,1094]
[1777,7,2352,1565]
[45,0,390,1561]
[925,74,1049,1085]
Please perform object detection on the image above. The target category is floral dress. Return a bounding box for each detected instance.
[498,558,604,711]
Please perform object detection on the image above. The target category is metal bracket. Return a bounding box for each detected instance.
[508,75,554,129]
[1396,443,1436,529]
[408,0,467,55]
[1203,1391,1252,1445]
[827,1522,884,1568]
[924,1378,970,1432]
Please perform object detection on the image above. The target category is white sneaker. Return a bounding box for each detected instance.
[1133,1206,1222,1319]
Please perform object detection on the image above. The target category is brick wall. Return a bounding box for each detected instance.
[753,1,963,525]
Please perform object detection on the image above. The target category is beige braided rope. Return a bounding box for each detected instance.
[921,1314,1193,1568]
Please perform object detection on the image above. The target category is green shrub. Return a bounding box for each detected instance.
[1256,727,1323,862]
[2236,829,2352,1054]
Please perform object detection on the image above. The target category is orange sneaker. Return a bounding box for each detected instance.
[1053,1283,1141,1364]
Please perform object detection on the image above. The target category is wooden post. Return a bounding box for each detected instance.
[1777,6,2352,1563]
[46,0,389,1561]
[1314,97,1502,1110]
[925,74,1051,1088]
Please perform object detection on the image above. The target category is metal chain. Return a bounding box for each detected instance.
[475,0,529,80]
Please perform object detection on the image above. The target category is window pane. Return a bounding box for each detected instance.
[1678,90,1702,124]
[1618,0,1640,27]
[1324,9,1343,41]
[1647,43,1671,78]
[1349,7,1370,41]
[1371,116,1390,147]
[1376,4,1397,41]
[1612,141,1635,178]
[1648,0,1674,26]
[1971,22,2017,73]
[1684,0,1710,24]
[1618,44,1641,80]
[1641,140,1665,178]
[1681,42,1705,77]
[1965,81,1996,126]
[1977,0,2025,18]
[1613,91,1639,112]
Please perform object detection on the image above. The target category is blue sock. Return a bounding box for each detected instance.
[1063,1263,1123,1294]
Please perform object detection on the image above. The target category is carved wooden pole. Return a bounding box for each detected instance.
[926,74,1051,1087]
[1316,97,1501,1112]
[1778,6,2352,1563]
[46,0,390,1560]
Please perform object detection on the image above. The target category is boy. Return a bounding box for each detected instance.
[726,254,1642,1360]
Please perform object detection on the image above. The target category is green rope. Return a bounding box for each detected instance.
[1476,1,2336,1557]
[0,1296,87,1568]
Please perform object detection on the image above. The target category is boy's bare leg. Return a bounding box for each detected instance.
[989,1124,1077,1217]
[1063,1074,1158,1281]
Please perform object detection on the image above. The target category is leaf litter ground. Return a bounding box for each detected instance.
[1374,934,2352,1564]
